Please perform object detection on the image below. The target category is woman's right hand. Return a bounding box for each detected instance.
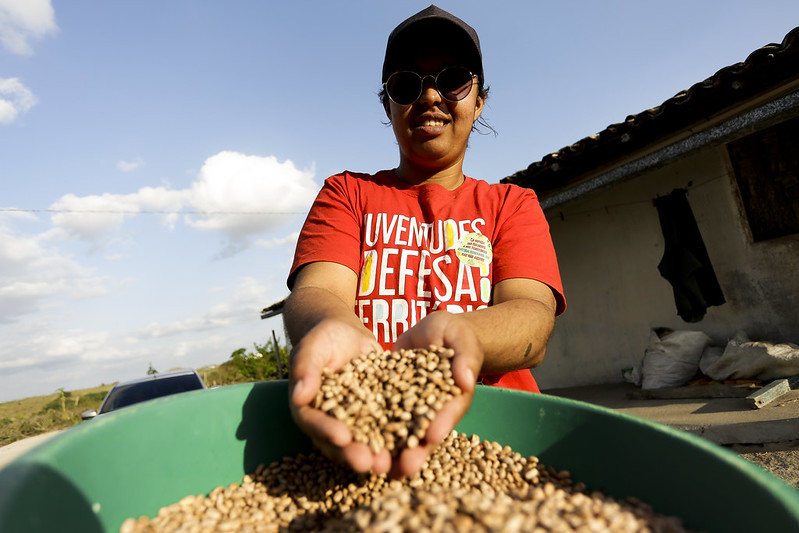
[288,317,390,475]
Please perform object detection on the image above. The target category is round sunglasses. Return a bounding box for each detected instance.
[384,66,477,106]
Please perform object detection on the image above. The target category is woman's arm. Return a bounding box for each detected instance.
[284,261,372,349]
[284,261,389,474]
[464,277,557,374]
[394,277,556,375]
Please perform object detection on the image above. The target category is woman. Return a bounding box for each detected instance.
[284,5,566,478]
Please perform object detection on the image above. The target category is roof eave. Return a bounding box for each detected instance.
[503,26,799,205]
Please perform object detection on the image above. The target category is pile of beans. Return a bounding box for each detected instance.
[313,345,461,453]
[121,347,691,532]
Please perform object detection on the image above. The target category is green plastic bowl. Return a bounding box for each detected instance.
[1,381,798,532]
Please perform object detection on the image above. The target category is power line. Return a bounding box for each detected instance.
[0,207,306,216]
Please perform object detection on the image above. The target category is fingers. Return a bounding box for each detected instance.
[291,314,480,479]
[290,377,318,409]
[311,438,383,474]
[394,311,483,389]
[288,320,389,476]
[366,448,392,475]
[393,445,429,478]
[450,354,477,396]
[295,388,473,479]
[289,346,325,408]
[294,404,352,447]
[389,383,473,479]
[290,320,381,406]
[426,391,470,445]
[387,314,482,478]
[292,405,392,475]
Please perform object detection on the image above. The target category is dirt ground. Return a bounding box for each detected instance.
[726,440,799,489]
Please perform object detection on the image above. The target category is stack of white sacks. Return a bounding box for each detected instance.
[629,329,799,389]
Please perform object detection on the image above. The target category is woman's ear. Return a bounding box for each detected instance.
[383,99,392,120]
[474,95,485,122]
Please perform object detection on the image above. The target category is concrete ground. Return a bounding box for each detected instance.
[543,382,799,488]
[0,430,63,471]
[542,382,799,445]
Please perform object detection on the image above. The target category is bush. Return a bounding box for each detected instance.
[201,339,289,387]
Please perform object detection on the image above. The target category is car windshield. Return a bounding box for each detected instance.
[99,375,203,414]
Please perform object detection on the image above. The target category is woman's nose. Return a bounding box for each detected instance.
[418,78,441,105]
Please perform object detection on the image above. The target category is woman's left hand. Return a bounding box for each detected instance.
[391,311,483,478]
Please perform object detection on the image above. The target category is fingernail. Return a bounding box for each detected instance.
[465,368,475,384]
[292,379,303,402]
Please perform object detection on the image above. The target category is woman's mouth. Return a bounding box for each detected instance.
[414,115,450,133]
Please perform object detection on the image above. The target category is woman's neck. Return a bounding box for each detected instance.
[394,161,465,190]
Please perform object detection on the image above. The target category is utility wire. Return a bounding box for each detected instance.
[0,207,306,215]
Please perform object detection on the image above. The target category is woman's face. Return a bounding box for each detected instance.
[384,51,484,179]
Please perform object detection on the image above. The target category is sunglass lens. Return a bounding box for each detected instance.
[386,67,474,105]
[387,72,420,105]
[438,67,474,101]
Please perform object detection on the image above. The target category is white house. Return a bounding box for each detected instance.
[503,27,799,388]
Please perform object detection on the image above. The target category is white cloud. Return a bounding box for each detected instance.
[136,313,235,339]
[117,157,145,173]
[39,329,118,362]
[174,335,229,359]
[48,188,188,242]
[49,151,318,254]
[0,273,288,401]
[0,77,37,124]
[0,325,122,378]
[0,218,106,323]
[255,231,300,249]
[49,194,135,240]
[185,151,317,239]
[0,355,37,371]
[0,0,58,55]
[135,277,273,339]
[0,272,281,383]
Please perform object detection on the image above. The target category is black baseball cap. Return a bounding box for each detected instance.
[381,5,484,84]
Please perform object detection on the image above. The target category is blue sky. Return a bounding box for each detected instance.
[1,0,797,403]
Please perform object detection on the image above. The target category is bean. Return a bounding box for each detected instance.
[122,346,692,533]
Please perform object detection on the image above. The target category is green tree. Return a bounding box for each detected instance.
[147,362,158,375]
[55,387,67,418]
[226,336,289,382]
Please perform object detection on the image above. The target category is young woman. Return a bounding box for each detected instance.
[284,5,565,478]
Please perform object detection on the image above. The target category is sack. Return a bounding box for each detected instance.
[701,331,799,381]
[641,329,711,389]
[698,345,723,376]
[621,366,643,387]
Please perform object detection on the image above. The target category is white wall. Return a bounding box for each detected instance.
[535,147,799,389]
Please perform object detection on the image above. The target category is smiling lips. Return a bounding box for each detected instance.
[415,114,449,130]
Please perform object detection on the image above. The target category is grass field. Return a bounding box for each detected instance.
[0,345,289,448]
[0,384,114,447]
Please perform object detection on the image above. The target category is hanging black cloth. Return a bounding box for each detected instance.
[654,189,725,322]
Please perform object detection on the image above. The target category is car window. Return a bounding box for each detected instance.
[99,375,204,414]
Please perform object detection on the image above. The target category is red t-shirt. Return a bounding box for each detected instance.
[289,170,566,393]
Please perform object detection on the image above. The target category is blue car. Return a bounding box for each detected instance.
[81,369,207,420]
